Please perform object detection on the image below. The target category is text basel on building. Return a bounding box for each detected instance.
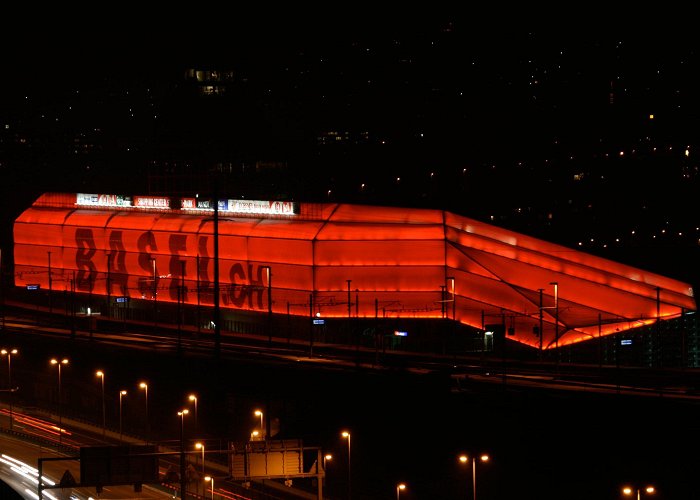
[12,193,696,350]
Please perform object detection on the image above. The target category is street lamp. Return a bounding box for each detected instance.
[50,358,68,443]
[396,483,406,500]
[447,276,456,321]
[254,409,264,437]
[549,282,559,353]
[1,349,17,430]
[204,475,214,500]
[189,394,198,433]
[178,409,189,500]
[95,370,106,437]
[342,431,352,500]
[195,443,205,486]
[623,485,655,499]
[139,382,149,436]
[323,454,332,469]
[119,390,127,443]
[459,453,489,500]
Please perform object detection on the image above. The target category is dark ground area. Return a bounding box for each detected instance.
[3,324,700,499]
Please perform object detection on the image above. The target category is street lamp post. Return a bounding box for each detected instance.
[322,454,332,491]
[204,475,214,500]
[396,483,406,500]
[459,453,489,500]
[178,409,189,499]
[139,382,149,438]
[342,431,351,500]
[119,390,127,443]
[447,276,456,321]
[50,358,68,443]
[623,485,655,500]
[195,443,205,480]
[96,371,106,437]
[195,442,205,495]
[549,281,559,360]
[189,394,198,434]
[254,409,264,438]
[1,349,18,430]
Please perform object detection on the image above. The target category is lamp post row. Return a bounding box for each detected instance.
[6,352,657,500]
[49,358,68,444]
[1,348,17,430]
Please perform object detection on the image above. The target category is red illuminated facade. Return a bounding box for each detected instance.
[13,193,696,349]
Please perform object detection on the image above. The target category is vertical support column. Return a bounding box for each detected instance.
[71,271,76,339]
[681,308,687,370]
[598,313,603,370]
[214,196,221,359]
[309,293,314,357]
[196,254,201,335]
[263,266,272,345]
[47,251,53,313]
[151,257,157,327]
[656,287,662,368]
[178,260,185,355]
[501,311,507,386]
[538,289,543,357]
[440,285,446,319]
[316,448,324,500]
[106,251,112,317]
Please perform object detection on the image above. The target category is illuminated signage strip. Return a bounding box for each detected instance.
[78,193,296,215]
[222,199,298,215]
[133,196,171,209]
[179,198,217,211]
[181,198,298,215]
[76,193,133,208]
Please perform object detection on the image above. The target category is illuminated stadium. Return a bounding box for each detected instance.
[12,192,696,351]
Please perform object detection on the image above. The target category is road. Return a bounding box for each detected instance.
[4,304,700,401]
[0,432,174,499]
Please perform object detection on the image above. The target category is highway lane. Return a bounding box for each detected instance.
[0,406,291,500]
[0,433,174,499]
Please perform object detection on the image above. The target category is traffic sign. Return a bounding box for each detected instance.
[59,469,77,488]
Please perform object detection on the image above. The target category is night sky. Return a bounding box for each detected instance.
[1,14,700,500]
